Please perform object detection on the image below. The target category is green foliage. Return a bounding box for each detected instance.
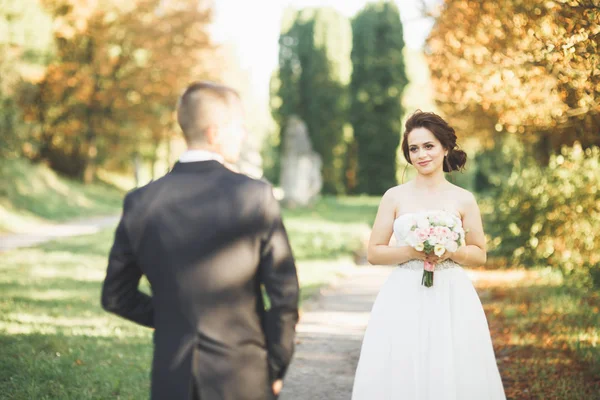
[481,143,600,288]
[17,0,215,182]
[350,1,408,195]
[271,8,353,194]
[0,0,53,159]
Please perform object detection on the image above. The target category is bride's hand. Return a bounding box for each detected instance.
[411,248,455,263]
[410,247,429,261]
[432,250,455,263]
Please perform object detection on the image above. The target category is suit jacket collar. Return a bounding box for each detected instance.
[170,160,226,174]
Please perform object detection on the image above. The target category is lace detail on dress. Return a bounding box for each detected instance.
[397,259,461,271]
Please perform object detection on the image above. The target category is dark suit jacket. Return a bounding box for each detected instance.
[101,160,299,400]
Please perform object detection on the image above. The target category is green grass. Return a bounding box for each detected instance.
[282,196,378,260]
[281,196,379,301]
[0,229,152,399]
[0,159,124,233]
[0,196,379,399]
[472,269,600,398]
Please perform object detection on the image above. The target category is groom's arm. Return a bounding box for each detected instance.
[101,193,154,328]
[258,185,300,383]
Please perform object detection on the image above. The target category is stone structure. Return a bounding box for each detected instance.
[279,116,323,207]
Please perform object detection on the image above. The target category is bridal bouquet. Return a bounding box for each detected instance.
[405,211,466,287]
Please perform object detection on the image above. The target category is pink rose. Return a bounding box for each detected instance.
[416,228,429,242]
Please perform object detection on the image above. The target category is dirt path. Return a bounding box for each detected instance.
[0,215,119,252]
[280,266,393,400]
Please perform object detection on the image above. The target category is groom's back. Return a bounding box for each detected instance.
[124,160,275,398]
[103,81,298,399]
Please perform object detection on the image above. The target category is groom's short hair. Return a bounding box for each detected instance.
[176,81,241,145]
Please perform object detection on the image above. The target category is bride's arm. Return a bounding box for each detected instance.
[367,190,423,266]
[451,193,487,266]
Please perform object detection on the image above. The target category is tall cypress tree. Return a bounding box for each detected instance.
[271,8,352,194]
[350,1,408,195]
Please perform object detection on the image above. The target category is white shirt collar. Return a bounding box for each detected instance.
[179,149,224,164]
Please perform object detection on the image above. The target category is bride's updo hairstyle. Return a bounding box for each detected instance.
[402,110,467,172]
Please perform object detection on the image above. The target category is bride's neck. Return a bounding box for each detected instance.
[414,171,447,191]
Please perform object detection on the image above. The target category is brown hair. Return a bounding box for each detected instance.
[402,110,467,172]
[176,81,240,146]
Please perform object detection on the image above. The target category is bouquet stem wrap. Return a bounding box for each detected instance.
[422,261,435,287]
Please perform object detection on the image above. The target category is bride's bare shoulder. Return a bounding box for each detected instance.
[447,183,472,196]
[384,182,411,199]
[447,183,478,212]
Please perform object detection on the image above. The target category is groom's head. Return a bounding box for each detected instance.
[177,81,246,163]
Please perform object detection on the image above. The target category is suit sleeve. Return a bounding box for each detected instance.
[259,185,300,382]
[101,193,154,328]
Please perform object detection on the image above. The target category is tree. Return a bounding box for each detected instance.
[19,0,216,182]
[350,1,408,195]
[426,0,600,160]
[271,7,352,194]
[0,0,53,160]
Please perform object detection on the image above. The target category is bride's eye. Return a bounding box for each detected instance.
[409,147,418,153]
[425,144,434,149]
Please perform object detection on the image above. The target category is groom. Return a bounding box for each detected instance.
[101,81,299,400]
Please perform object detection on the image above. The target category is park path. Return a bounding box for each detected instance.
[0,215,120,252]
[280,266,393,400]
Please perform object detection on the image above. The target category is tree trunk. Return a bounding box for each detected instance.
[165,132,172,173]
[150,139,160,181]
[82,135,97,184]
[133,152,141,187]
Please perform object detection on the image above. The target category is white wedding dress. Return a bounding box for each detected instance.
[352,210,506,400]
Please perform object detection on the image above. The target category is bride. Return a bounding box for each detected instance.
[352,110,506,400]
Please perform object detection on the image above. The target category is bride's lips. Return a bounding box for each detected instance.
[417,160,431,166]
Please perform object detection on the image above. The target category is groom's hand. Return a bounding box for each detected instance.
[272,379,283,396]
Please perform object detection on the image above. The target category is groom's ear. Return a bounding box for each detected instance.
[204,125,219,145]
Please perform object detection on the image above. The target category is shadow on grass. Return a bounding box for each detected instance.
[0,159,123,223]
[37,229,114,258]
[0,277,103,293]
[0,331,152,400]
[476,274,600,399]
[494,343,600,400]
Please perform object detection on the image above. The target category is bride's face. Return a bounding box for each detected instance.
[407,127,447,175]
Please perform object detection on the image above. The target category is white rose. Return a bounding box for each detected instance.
[415,243,425,252]
[446,241,458,253]
[445,216,456,227]
[427,236,439,246]
[417,217,430,229]
[434,244,446,257]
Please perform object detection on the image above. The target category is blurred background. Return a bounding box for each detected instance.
[0,0,598,398]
